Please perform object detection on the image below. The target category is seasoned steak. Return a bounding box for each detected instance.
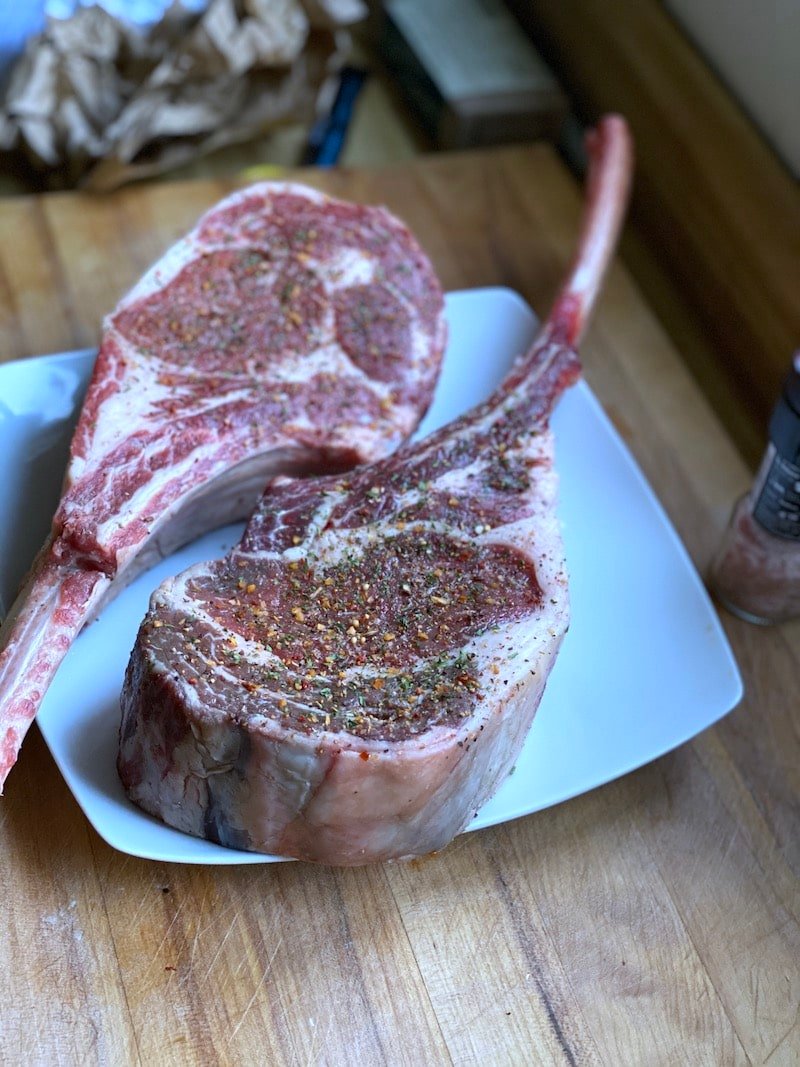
[119,117,633,865]
[0,183,446,790]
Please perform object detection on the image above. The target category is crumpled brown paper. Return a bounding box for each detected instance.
[0,0,366,190]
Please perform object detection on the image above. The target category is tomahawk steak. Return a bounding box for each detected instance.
[118,116,633,864]
[0,184,446,789]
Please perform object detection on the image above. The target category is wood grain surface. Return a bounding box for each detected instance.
[508,0,800,467]
[0,146,798,1066]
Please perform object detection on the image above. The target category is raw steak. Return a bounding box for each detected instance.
[0,184,446,790]
[119,116,633,865]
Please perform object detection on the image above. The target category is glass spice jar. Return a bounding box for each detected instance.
[709,353,800,625]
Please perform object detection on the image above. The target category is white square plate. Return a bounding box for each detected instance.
[0,288,742,863]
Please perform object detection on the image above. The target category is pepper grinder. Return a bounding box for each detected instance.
[709,353,800,624]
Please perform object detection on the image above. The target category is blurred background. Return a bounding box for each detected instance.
[1,1,796,188]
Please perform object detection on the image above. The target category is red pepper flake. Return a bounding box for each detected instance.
[359,751,370,761]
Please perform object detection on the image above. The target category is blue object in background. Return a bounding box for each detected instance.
[0,2,45,89]
[47,0,207,18]
[303,67,367,167]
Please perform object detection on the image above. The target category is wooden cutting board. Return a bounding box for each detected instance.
[0,145,798,1065]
